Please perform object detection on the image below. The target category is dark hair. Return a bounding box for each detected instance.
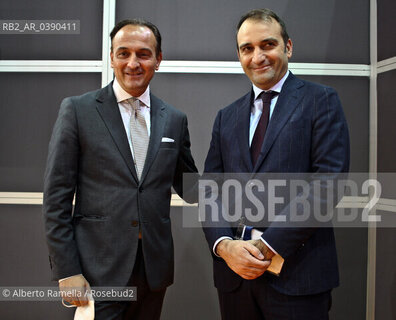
[236,8,289,49]
[110,19,162,57]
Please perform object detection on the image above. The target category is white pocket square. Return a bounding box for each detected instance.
[161,137,174,143]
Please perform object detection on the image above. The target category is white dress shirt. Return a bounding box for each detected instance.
[113,78,151,159]
[249,70,289,145]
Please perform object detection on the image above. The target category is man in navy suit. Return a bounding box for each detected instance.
[203,8,350,320]
[44,19,197,319]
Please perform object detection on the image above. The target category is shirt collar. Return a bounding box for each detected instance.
[112,78,151,108]
[252,70,290,100]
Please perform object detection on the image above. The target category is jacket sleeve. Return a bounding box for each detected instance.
[202,110,234,250]
[172,114,199,203]
[262,86,350,258]
[43,97,82,280]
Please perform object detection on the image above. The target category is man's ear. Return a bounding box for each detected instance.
[286,39,293,59]
[155,52,163,70]
[236,46,242,63]
[110,51,114,68]
[155,52,162,70]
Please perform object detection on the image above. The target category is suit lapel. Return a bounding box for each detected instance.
[95,83,139,183]
[253,73,305,172]
[236,91,254,172]
[139,94,167,183]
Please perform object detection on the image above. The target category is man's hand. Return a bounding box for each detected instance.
[59,274,90,307]
[248,239,275,260]
[216,239,271,280]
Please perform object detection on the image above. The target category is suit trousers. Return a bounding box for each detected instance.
[218,278,331,320]
[94,240,166,320]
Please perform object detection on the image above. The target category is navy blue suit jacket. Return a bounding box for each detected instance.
[203,72,350,295]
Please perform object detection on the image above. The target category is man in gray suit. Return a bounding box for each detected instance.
[43,19,198,319]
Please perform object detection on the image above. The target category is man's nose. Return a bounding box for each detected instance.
[252,48,265,64]
[127,54,140,68]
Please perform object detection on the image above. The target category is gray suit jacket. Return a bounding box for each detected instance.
[43,82,197,290]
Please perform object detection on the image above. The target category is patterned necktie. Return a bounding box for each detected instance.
[250,91,279,166]
[128,97,149,180]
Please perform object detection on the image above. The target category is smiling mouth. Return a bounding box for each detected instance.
[253,65,271,72]
[125,72,143,77]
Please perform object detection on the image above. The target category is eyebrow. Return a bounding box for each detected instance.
[238,37,279,50]
[115,46,153,53]
[115,46,129,52]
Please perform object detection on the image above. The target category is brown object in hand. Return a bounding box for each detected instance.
[267,254,284,276]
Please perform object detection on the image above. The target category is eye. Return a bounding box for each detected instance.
[241,46,253,54]
[117,51,128,58]
[263,42,276,49]
[138,50,152,59]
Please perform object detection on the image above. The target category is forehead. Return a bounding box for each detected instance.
[237,18,282,44]
[112,25,156,49]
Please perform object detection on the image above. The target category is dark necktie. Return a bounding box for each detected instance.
[250,91,278,166]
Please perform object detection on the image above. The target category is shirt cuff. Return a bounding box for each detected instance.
[213,236,233,257]
[58,274,82,283]
[250,228,281,257]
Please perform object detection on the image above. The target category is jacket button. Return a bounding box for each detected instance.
[131,220,139,227]
[139,187,143,193]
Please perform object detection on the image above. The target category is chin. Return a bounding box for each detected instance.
[125,80,141,88]
[257,75,275,85]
